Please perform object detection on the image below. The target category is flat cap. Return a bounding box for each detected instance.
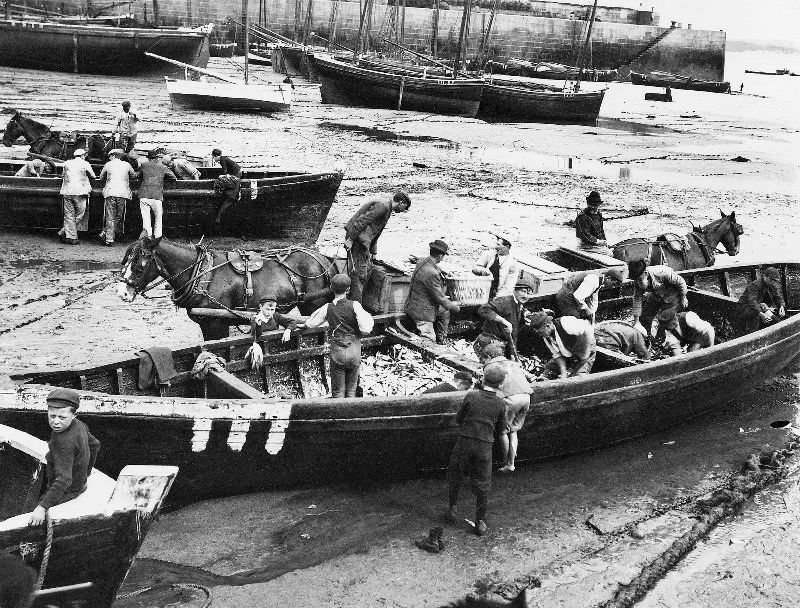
[259,295,278,304]
[657,308,678,324]
[482,363,507,388]
[586,191,603,206]
[46,387,80,409]
[528,311,553,328]
[453,371,474,384]
[330,273,351,293]
[429,239,449,254]
[514,278,536,292]
[147,149,160,159]
[605,267,626,283]
[73,148,86,157]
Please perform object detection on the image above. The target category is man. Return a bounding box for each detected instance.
[422,371,474,394]
[14,158,45,177]
[482,344,532,473]
[113,100,139,153]
[735,266,786,335]
[530,312,596,379]
[297,274,374,398]
[471,235,521,299]
[444,363,506,537]
[162,154,201,180]
[28,388,101,527]
[246,296,301,369]
[655,309,715,356]
[594,320,651,361]
[474,279,536,360]
[211,148,243,223]
[575,190,607,249]
[138,149,177,238]
[344,190,411,302]
[628,260,688,337]
[59,148,96,245]
[555,267,626,322]
[404,239,461,344]
[97,148,138,246]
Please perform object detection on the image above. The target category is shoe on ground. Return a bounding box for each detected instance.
[475,520,487,536]
[434,526,445,551]
[415,528,441,554]
[65,238,79,245]
[498,465,515,473]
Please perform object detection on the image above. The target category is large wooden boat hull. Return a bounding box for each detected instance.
[488,59,618,82]
[630,71,731,93]
[3,263,799,506]
[313,54,484,118]
[0,425,177,607]
[165,78,293,112]
[0,163,342,242]
[479,82,606,123]
[0,19,209,75]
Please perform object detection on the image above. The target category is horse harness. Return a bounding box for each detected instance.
[631,232,718,270]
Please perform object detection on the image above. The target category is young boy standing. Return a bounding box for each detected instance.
[445,363,507,536]
[29,388,101,526]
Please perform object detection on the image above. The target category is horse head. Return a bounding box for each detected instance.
[1,112,23,147]
[117,237,165,302]
[3,112,50,146]
[717,210,743,256]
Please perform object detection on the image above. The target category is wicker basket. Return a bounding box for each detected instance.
[445,274,493,306]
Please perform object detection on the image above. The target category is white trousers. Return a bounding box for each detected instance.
[139,197,163,238]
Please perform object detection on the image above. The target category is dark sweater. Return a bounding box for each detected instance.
[422,381,457,394]
[40,418,101,509]
[455,389,506,443]
[138,160,176,200]
[575,208,606,245]
[219,156,242,178]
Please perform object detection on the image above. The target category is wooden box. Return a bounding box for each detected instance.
[363,263,411,314]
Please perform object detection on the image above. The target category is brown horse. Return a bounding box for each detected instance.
[611,211,743,270]
[2,110,111,161]
[117,237,336,340]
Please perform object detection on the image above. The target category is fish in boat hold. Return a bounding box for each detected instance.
[4,261,800,505]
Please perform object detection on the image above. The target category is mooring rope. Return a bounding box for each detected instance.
[34,510,53,591]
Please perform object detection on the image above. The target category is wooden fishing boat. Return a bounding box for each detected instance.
[313,53,485,117]
[2,261,799,506]
[487,59,618,82]
[0,161,342,242]
[0,19,210,75]
[630,71,731,93]
[0,424,177,607]
[165,77,293,112]
[744,68,789,75]
[479,79,606,123]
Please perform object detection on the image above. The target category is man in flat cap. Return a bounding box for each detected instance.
[113,100,139,153]
[404,239,461,344]
[474,279,536,360]
[735,266,786,335]
[97,148,138,246]
[344,190,411,302]
[556,267,626,323]
[138,149,177,238]
[471,234,521,299]
[29,388,101,526]
[58,148,96,245]
[296,274,375,397]
[530,311,596,379]
[627,260,688,338]
[655,308,715,357]
[246,296,302,369]
[594,320,651,361]
[575,190,608,249]
[14,158,45,177]
[422,371,474,394]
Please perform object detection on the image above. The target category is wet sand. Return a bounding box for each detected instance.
[1,58,799,607]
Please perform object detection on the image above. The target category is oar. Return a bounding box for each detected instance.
[505,326,520,362]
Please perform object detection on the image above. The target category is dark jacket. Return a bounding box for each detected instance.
[344,198,392,254]
[138,160,177,200]
[422,381,457,394]
[40,419,100,509]
[404,256,459,323]
[575,208,606,245]
[736,278,784,319]
[455,388,506,443]
[594,321,650,359]
[218,156,242,178]
[478,294,525,343]
[252,313,299,343]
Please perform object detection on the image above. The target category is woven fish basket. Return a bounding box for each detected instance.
[445,274,493,306]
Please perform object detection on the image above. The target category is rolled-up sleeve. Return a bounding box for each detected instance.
[353,302,375,335]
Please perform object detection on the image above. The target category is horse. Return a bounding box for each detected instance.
[611,211,743,270]
[2,110,111,162]
[116,236,337,340]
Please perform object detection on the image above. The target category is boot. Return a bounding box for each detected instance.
[434,526,445,551]
[415,528,441,554]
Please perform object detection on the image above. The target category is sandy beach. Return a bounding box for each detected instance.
[1,49,799,607]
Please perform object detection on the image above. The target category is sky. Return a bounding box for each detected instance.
[571,1,800,42]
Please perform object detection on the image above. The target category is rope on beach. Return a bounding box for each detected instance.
[468,188,650,218]
[596,440,798,608]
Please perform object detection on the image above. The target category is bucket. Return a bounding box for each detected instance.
[445,274,493,306]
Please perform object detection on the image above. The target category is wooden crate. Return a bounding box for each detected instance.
[363,264,411,314]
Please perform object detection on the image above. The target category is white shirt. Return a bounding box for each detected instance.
[99,158,137,198]
[664,311,713,350]
[544,316,592,358]
[59,158,96,196]
[474,250,521,297]
[115,110,139,136]
[303,296,375,335]
[572,273,602,315]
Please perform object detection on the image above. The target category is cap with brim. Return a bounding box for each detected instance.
[259,296,278,304]
[657,308,677,324]
[108,148,125,157]
[73,149,87,157]
[529,311,552,328]
[147,149,160,159]
[46,387,80,409]
[514,278,536,292]
[330,273,351,293]
[453,371,473,383]
[429,239,449,254]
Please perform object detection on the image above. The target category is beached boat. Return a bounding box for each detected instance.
[165,77,293,112]
[487,59,618,82]
[0,19,209,75]
[0,161,342,242]
[744,68,789,75]
[2,261,798,505]
[630,71,731,93]
[479,79,606,123]
[313,54,484,117]
[0,424,177,607]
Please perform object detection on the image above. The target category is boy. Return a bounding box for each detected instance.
[445,363,507,536]
[246,296,300,369]
[29,388,101,526]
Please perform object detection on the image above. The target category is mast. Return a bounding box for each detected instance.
[452,0,473,77]
[474,0,499,72]
[574,0,598,91]
[242,0,249,83]
[302,0,314,46]
[326,0,340,52]
[357,0,375,55]
[431,0,439,58]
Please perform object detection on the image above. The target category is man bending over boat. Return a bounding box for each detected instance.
[296,274,374,398]
[210,148,243,224]
[404,239,460,344]
[29,388,100,527]
[655,309,715,356]
[529,311,596,379]
[594,320,651,361]
[628,260,688,338]
[735,266,786,335]
[162,154,201,180]
[555,267,626,322]
[422,371,474,394]
[474,279,536,360]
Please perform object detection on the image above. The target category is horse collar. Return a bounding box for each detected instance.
[689,232,714,266]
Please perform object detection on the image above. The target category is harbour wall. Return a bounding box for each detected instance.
[35,0,726,80]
